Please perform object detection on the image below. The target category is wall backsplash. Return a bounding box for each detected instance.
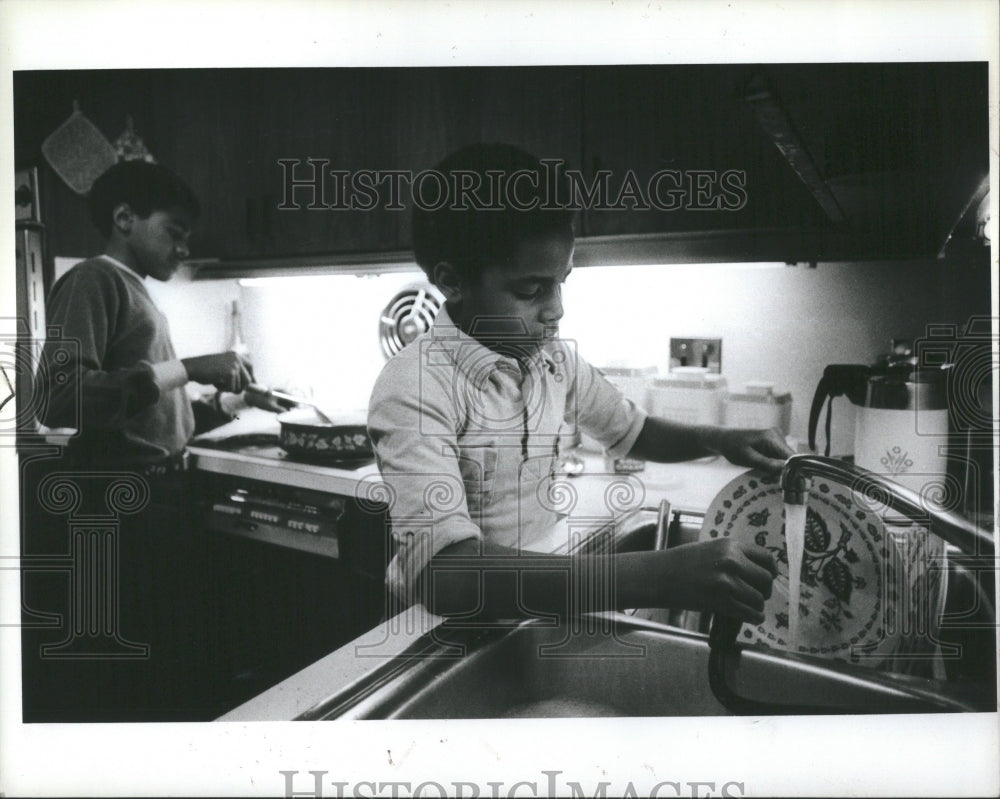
[100,257,985,457]
[237,272,429,411]
[558,260,985,455]
[54,258,241,360]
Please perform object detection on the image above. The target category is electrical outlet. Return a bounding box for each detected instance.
[669,338,722,373]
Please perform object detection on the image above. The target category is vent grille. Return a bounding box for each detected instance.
[378,283,443,359]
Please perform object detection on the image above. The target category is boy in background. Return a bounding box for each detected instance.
[369,143,789,623]
[24,161,266,720]
[39,160,257,465]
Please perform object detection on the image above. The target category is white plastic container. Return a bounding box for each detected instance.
[647,370,727,425]
[722,382,792,434]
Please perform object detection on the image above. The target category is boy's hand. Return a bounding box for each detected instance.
[654,538,778,625]
[182,352,254,393]
[702,426,793,474]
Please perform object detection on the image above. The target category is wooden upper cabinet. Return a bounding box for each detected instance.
[474,67,583,163]
[181,66,584,259]
[247,69,402,257]
[392,67,584,247]
[19,66,815,262]
[19,65,983,264]
[167,71,259,260]
[579,65,829,239]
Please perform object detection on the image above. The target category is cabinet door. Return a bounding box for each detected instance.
[248,69,402,257]
[243,66,584,256]
[580,65,827,239]
[165,70,260,259]
[392,66,584,247]
[475,66,583,165]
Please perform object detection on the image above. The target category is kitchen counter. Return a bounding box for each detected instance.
[218,602,445,721]
[190,409,750,514]
[188,408,381,495]
[191,443,381,495]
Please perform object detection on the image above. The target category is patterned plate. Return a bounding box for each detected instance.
[700,470,899,665]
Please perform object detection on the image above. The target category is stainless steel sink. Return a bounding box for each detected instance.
[295,503,994,720]
[303,614,989,719]
[330,618,726,718]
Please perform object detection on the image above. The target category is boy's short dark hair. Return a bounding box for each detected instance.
[88,161,200,238]
[412,142,576,283]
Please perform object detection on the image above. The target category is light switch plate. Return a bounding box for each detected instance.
[669,338,722,373]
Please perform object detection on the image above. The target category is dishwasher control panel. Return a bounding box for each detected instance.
[203,479,346,559]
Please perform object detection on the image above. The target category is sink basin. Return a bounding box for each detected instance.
[292,506,994,720]
[304,614,991,719]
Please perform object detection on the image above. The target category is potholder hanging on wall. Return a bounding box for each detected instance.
[41,102,119,195]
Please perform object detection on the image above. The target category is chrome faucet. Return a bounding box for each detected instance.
[780,453,994,558]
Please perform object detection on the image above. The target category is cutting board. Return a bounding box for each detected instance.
[190,408,281,442]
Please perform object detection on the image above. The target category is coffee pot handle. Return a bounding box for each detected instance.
[807,365,872,454]
[808,375,833,454]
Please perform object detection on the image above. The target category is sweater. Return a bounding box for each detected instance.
[38,256,194,463]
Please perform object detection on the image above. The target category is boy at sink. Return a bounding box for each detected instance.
[368,143,789,624]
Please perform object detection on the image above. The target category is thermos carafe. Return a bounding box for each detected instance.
[808,344,950,498]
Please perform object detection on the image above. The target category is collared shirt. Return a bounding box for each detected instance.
[367,305,647,603]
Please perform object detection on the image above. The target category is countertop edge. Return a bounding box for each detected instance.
[216,604,444,722]
[189,445,380,495]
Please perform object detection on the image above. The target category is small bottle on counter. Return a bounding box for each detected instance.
[228,299,250,358]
